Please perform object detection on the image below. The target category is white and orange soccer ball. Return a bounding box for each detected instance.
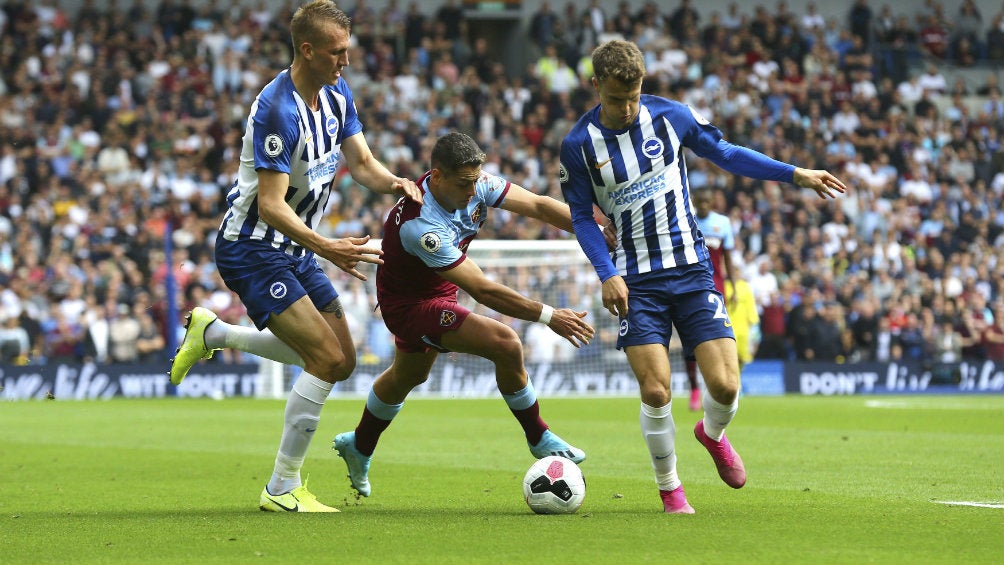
[522,456,586,514]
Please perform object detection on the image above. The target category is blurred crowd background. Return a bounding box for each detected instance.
[0,0,1002,369]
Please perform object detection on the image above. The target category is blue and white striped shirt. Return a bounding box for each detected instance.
[219,69,362,256]
[560,95,794,282]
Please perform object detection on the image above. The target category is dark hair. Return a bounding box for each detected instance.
[591,40,645,84]
[431,132,486,174]
[290,1,351,53]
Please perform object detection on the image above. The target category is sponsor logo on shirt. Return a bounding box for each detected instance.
[307,153,339,182]
[607,174,667,206]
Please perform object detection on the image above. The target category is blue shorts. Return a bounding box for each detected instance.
[616,261,735,354]
[215,238,338,330]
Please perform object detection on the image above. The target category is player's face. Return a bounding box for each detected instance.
[593,76,642,130]
[433,164,481,211]
[307,23,351,85]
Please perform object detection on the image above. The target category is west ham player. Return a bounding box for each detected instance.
[559,40,845,513]
[331,132,595,498]
[685,187,737,410]
[169,1,421,512]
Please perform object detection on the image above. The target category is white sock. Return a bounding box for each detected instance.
[702,389,738,442]
[266,372,332,495]
[205,321,304,366]
[640,401,680,491]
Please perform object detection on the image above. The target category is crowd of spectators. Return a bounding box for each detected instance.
[0,0,1003,369]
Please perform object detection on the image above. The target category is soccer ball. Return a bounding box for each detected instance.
[522,456,586,514]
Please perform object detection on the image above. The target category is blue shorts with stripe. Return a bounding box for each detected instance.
[616,260,735,354]
[215,238,338,330]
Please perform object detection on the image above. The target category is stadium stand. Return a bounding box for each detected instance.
[0,0,1001,367]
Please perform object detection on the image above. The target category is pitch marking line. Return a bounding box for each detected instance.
[864,399,1001,410]
[933,500,1004,509]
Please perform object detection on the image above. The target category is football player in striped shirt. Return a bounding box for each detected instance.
[170,1,421,512]
[559,40,845,513]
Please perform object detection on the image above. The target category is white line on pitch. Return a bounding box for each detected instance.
[933,500,1004,509]
[864,399,1002,410]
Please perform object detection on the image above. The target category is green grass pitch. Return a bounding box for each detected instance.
[2,395,1001,564]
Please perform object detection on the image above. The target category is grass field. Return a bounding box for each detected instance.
[2,395,1002,564]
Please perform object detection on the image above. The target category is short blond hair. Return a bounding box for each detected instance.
[290,1,352,53]
[591,40,646,84]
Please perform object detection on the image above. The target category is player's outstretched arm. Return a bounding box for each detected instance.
[545,308,595,347]
[316,235,384,282]
[502,183,616,251]
[438,258,595,347]
[257,169,384,281]
[341,133,422,203]
[499,183,574,232]
[792,167,847,200]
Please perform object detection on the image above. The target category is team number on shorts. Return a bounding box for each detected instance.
[708,293,732,328]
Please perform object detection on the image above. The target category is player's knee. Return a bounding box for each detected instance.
[485,327,523,363]
[708,379,739,404]
[310,348,355,383]
[722,383,739,403]
[639,381,670,406]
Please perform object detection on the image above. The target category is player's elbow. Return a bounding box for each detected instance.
[257,201,280,226]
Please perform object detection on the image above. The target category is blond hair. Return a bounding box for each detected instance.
[591,40,646,84]
[290,1,352,54]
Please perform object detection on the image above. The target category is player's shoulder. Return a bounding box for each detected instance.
[563,109,596,142]
[641,94,686,114]
[399,201,446,238]
[399,209,454,258]
[643,95,706,124]
[475,170,508,196]
[322,76,353,99]
[709,210,731,224]
[560,109,599,165]
[476,169,503,186]
[255,71,300,118]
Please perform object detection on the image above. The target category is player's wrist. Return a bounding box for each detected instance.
[537,304,554,325]
[791,167,806,186]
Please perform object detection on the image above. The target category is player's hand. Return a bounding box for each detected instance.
[323,235,384,281]
[602,222,617,252]
[392,177,423,204]
[793,168,847,199]
[546,308,595,348]
[601,276,629,318]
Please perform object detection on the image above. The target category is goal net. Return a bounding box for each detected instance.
[258,240,689,398]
